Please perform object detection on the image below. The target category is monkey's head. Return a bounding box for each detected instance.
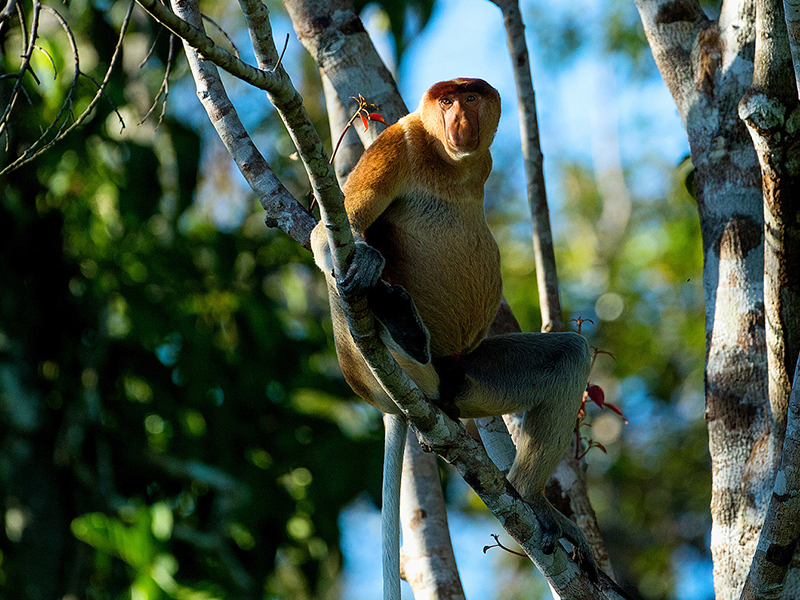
[420,78,501,161]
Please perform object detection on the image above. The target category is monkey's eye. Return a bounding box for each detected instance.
[440,98,453,106]
[465,95,477,102]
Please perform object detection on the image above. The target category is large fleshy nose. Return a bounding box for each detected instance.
[446,106,478,150]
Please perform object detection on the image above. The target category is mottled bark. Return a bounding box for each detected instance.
[740,0,800,448]
[743,355,800,599]
[636,0,800,597]
[281,0,407,129]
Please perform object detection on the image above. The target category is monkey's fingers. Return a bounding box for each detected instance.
[338,242,385,297]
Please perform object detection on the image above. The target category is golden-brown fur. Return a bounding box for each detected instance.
[312,78,503,409]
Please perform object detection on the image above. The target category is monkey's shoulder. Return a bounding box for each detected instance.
[342,124,411,197]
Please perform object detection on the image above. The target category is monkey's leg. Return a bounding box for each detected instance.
[382,414,407,600]
[451,332,596,577]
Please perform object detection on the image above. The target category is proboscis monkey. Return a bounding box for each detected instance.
[311,79,596,596]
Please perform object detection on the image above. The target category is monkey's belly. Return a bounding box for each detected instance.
[370,227,502,357]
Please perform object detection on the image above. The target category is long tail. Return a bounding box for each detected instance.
[382,413,407,600]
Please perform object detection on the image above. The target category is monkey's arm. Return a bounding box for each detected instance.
[310,126,430,364]
[341,124,409,234]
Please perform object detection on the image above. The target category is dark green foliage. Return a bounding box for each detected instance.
[0,5,382,600]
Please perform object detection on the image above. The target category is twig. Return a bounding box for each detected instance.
[273,33,289,72]
[202,13,239,58]
[0,0,41,139]
[0,1,133,175]
[483,533,527,557]
[138,33,176,126]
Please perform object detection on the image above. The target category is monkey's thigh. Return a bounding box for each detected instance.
[453,332,591,418]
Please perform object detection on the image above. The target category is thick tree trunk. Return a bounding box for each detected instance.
[637,0,800,597]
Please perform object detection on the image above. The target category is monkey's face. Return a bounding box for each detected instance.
[422,78,501,161]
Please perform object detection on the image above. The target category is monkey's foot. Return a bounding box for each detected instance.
[431,356,465,420]
[368,281,431,365]
[530,503,562,556]
[531,502,599,581]
[554,510,599,582]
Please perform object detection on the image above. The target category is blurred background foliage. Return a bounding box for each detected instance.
[0,0,707,599]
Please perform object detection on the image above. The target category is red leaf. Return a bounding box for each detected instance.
[586,384,605,407]
[368,112,387,125]
[359,113,369,132]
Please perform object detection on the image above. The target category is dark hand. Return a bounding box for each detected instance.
[338,242,385,299]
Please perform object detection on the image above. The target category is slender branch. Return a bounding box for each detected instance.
[741,353,800,599]
[322,72,363,185]
[489,0,562,332]
[164,0,315,247]
[136,0,285,94]
[487,0,613,578]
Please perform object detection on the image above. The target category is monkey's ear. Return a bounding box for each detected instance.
[368,281,431,365]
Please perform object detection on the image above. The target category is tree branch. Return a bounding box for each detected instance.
[741,353,800,599]
[145,0,315,247]
[489,0,562,332]
[487,0,612,577]
[783,0,800,97]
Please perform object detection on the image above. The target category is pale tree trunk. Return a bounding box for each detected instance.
[636,0,800,598]
[400,429,466,600]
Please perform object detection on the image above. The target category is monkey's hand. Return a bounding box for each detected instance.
[337,241,385,298]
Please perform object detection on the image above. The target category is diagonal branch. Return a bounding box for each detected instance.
[157,0,315,247]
